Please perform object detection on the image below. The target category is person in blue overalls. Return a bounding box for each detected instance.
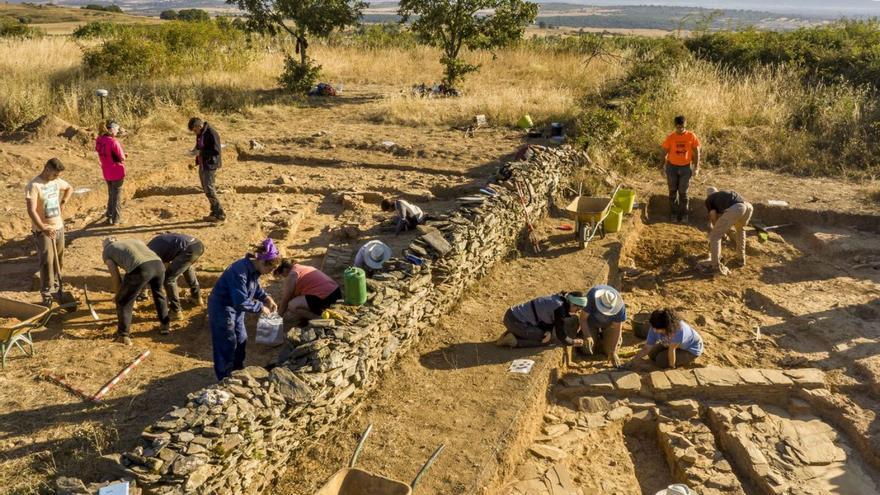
[208,238,280,380]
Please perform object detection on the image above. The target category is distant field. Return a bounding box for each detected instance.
[0,3,160,34]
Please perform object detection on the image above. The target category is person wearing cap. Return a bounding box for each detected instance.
[95,120,126,225]
[496,291,587,348]
[275,259,341,325]
[147,232,205,320]
[661,115,701,223]
[704,186,753,275]
[381,197,426,234]
[188,117,225,222]
[626,308,703,369]
[26,158,73,307]
[208,239,280,380]
[353,240,392,275]
[580,284,627,367]
[103,237,171,345]
[656,484,692,495]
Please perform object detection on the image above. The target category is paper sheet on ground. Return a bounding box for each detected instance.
[509,359,535,374]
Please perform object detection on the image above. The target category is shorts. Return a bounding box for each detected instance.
[305,287,342,314]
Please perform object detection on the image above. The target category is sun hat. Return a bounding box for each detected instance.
[655,484,692,495]
[361,240,392,270]
[256,238,280,261]
[594,286,624,316]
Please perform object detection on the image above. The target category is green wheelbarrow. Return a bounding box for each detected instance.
[315,424,445,495]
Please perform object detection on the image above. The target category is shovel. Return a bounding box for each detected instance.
[48,235,78,313]
[83,283,100,321]
[752,222,793,243]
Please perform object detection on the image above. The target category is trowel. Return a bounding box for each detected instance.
[752,222,793,243]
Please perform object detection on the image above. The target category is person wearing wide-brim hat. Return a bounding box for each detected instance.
[580,284,627,367]
[353,240,392,274]
[655,484,692,495]
[496,291,587,348]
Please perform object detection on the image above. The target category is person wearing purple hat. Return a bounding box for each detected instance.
[207,239,280,380]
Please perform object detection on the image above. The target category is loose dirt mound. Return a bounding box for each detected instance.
[14,114,93,146]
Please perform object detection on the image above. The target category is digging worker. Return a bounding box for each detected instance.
[188,117,226,222]
[275,259,341,326]
[580,284,626,368]
[661,115,701,223]
[95,120,126,225]
[103,237,171,345]
[496,291,586,348]
[147,233,205,321]
[26,158,73,307]
[704,186,754,275]
[208,239,280,380]
[381,197,426,234]
[626,308,703,369]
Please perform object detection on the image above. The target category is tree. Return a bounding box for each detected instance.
[159,9,178,20]
[399,0,538,89]
[177,9,210,22]
[228,0,365,66]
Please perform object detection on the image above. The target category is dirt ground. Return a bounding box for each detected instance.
[1,79,879,494]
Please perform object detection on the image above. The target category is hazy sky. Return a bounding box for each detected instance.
[557,1,880,17]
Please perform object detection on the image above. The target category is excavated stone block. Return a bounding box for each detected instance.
[578,396,611,413]
[665,369,698,389]
[783,368,825,388]
[610,371,642,393]
[760,369,794,386]
[736,368,770,385]
[648,371,672,391]
[693,366,741,387]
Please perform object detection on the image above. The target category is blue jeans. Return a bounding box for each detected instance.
[665,164,693,218]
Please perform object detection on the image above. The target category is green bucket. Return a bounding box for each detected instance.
[613,189,636,214]
[604,207,624,234]
[343,266,367,306]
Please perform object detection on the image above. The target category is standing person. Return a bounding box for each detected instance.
[626,308,703,369]
[704,186,754,275]
[580,284,626,367]
[25,158,73,307]
[208,239,280,380]
[275,259,341,326]
[103,237,170,345]
[381,197,426,234]
[496,291,586,348]
[661,116,701,223]
[147,233,205,320]
[188,117,225,222]
[95,120,126,225]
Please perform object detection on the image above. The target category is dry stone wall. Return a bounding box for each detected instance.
[100,146,589,494]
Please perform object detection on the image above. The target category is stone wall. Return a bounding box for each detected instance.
[102,146,590,494]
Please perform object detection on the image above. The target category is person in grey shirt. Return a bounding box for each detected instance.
[103,237,170,345]
[497,291,587,348]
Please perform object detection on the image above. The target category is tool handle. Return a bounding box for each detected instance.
[349,424,373,468]
[410,444,445,490]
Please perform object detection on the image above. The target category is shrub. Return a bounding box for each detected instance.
[72,21,125,39]
[278,55,321,94]
[0,17,42,38]
[84,21,249,78]
[176,9,210,22]
[82,4,124,13]
[343,23,418,49]
[159,10,178,20]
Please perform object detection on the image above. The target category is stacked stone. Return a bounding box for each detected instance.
[105,146,589,494]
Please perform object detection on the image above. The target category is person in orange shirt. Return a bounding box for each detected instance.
[661,116,701,223]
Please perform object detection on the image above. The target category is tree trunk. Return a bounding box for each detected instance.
[298,36,308,65]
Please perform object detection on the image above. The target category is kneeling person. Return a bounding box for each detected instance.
[627,308,703,369]
[276,259,342,326]
[381,197,426,234]
[103,237,170,345]
[497,292,586,348]
[581,285,626,367]
[147,233,205,320]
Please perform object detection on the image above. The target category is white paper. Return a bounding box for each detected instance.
[73,187,91,195]
[767,199,789,207]
[509,359,535,374]
[98,481,129,495]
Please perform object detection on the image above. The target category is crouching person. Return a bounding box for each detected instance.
[580,285,627,367]
[147,232,205,320]
[496,292,586,348]
[381,197,426,234]
[275,259,342,326]
[626,308,703,369]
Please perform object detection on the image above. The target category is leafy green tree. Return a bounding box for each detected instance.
[159,9,178,20]
[398,0,538,89]
[177,9,210,22]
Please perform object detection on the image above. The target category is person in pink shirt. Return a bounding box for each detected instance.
[95,120,126,225]
[275,259,342,325]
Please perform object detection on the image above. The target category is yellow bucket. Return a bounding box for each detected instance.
[613,189,636,214]
[604,207,624,233]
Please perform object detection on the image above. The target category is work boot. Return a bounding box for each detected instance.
[495,332,518,348]
[190,292,204,306]
[40,295,53,308]
[169,310,183,321]
[160,323,171,335]
[115,335,133,346]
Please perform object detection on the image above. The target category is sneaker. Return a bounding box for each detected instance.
[169,310,183,321]
[40,296,53,308]
[716,264,731,276]
[115,335,133,346]
[160,323,171,335]
[495,332,518,348]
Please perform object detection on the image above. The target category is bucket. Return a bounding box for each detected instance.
[604,207,624,234]
[550,122,564,137]
[343,266,367,306]
[613,189,636,214]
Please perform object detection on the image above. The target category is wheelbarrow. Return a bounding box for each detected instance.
[315,424,445,495]
[0,296,75,368]
[564,185,621,249]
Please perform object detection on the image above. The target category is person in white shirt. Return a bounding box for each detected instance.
[381,197,426,234]
[25,158,73,306]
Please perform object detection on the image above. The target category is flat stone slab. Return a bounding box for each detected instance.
[529,444,568,462]
[693,367,741,387]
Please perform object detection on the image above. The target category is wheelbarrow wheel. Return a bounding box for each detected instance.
[575,220,587,249]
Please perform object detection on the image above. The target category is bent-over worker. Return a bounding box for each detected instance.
[381,197,426,234]
[26,158,73,307]
[147,233,205,320]
[275,259,342,325]
[208,239,280,380]
[580,285,626,367]
[705,186,754,275]
[496,291,587,348]
[626,308,703,369]
[103,237,170,345]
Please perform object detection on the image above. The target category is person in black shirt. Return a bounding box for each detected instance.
[188,117,225,222]
[147,233,205,319]
[496,291,587,348]
[703,187,753,275]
